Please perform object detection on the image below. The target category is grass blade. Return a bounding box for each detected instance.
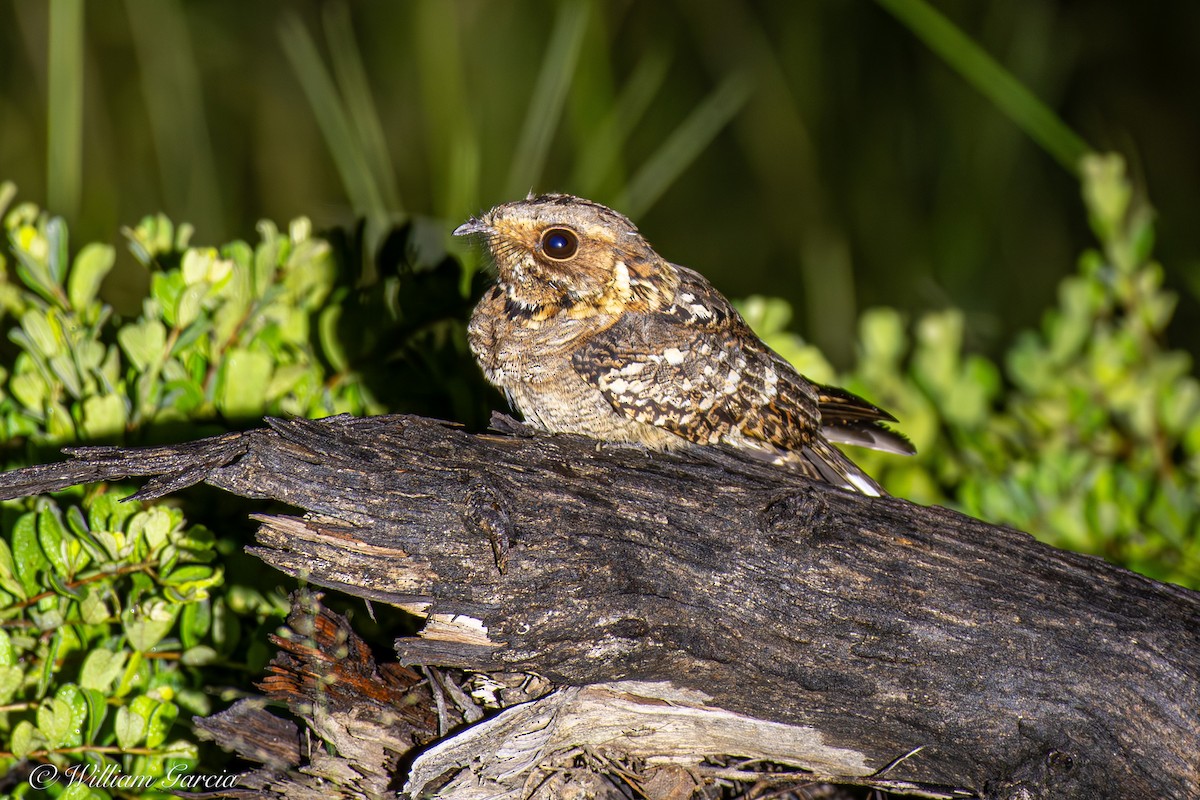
[620,69,752,219]
[413,0,479,223]
[323,1,403,215]
[47,0,83,219]
[280,12,391,279]
[504,0,589,196]
[124,0,224,237]
[875,0,1091,173]
[572,46,671,199]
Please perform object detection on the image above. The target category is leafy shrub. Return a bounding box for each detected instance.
[0,183,366,796]
[741,154,1200,587]
[0,497,215,790]
[0,186,372,452]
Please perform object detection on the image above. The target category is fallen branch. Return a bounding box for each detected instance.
[0,413,1196,799]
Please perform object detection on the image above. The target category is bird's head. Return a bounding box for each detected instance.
[454,194,676,317]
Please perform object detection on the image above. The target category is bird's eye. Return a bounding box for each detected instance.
[540,228,579,260]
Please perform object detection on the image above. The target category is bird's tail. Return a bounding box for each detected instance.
[791,437,886,497]
[707,433,887,497]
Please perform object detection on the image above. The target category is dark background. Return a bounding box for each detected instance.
[1,0,1198,368]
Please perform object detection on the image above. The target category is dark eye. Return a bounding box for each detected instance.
[541,228,579,260]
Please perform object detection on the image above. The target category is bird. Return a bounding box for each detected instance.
[454,193,913,496]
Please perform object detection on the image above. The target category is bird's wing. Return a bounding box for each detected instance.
[570,266,911,495]
[570,272,821,453]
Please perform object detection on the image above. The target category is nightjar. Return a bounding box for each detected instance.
[455,194,913,496]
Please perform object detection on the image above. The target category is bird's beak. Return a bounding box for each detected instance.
[453,218,490,237]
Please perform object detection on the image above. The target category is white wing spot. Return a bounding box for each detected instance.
[663,347,685,366]
[612,261,631,293]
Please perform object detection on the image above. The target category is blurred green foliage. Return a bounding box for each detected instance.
[743,153,1200,587]
[4,1,1199,364]
[1,0,1199,794]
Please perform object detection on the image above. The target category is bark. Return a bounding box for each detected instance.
[0,413,1196,800]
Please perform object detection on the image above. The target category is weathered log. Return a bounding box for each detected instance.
[0,413,1196,799]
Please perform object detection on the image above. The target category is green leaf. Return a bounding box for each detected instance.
[37,505,70,577]
[161,564,215,585]
[117,318,167,372]
[20,308,62,357]
[319,304,349,373]
[9,368,49,412]
[145,699,178,747]
[45,215,69,286]
[173,687,211,717]
[81,393,128,439]
[66,503,89,537]
[0,664,22,704]
[163,564,222,602]
[68,242,116,309]
[122,600,178,652]
[175,282,208,330]
[0,537,23,599]
[55,683,87,748]
[180,645,217,666]
[45,569,82,601]
[88,492,140,534]
[37,696,74,748]
[503,0,589,196]
[1081,153,1131,244]
[82,687,109,743]
[115,650,145,698]
[80,587,111,624]
[152,270,186,327]
[180,598,212,649]
[859,307,908,365]
[80,648,127,691]
[280,14,393,268]
[47,400,75,440]
[217,348,273,417]
[11,719,37,758]
[48,351,84,398]
[0,629,21,704]
[0,180,15,216]
[115,703,147,749]
[12,512,48,597]
[128,506,176,554]
[37,629,63,696]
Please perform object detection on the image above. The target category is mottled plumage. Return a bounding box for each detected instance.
[456,193,912,496]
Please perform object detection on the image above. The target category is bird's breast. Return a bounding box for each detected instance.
[468,288,615,386]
